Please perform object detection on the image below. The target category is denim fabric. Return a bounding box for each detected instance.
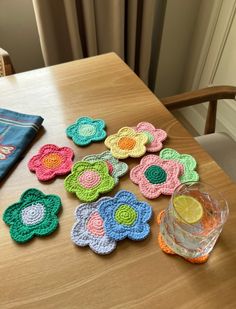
[0,108,44,180]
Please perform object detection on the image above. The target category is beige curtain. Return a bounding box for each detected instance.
[32,0,166,89]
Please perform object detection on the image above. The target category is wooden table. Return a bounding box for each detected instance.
[0,53,236,309]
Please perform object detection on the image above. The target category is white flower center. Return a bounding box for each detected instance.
[21,203,45,225]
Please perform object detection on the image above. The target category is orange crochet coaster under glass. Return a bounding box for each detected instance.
[159,182,229,260]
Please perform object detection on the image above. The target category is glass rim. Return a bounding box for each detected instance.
[171,181,229,226]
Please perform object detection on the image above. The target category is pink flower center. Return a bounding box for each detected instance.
[86,211,105,236]
[105,161,114,174]
[78,170,101,188]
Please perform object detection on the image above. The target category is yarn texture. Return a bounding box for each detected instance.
[28,144,74,181]
[130,155,183,199]
[134,122,167,152]
[3,188,61,243]
[82,150,128,184]
[71,198,117,255]
[104,127,148,159]
[64,161,115,202]
[66,116,106,146]
[159,148,199,183]
[98,190,152,241]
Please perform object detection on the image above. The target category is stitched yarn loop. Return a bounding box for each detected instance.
[66,116,107,146]
[115,204,137,226]
[64,161,115,202]
[105,160,114,174]
[130,155,182,198]
[144,165,167,184]
[78,170,101,189]
[134,122,167,152]
[3,188,61,243]
[21,203,45,226]
[159,148,199,183]
[118,137,136,150]
[28,144,74,181]
[142,131,154,143]
[42,153,63,169]
[78,124,96,137]
[104,127,148,159]
[82,151,128,185]
[71,199,117,255]
[86,212,105,236]
[98,190,152,241]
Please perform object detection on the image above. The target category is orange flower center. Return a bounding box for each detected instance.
[118,137,136,150]
[42,153,63,169]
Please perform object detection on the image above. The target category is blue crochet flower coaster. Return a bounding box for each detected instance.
[66,116,107,146]
[98,190,152,241]
[3,188,62,243]
[71,198,117,255]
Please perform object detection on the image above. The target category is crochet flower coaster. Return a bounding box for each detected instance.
[3,188,61,243]
[82,150,128,185]
[130,155,183,199]
[71,198,117,255]
[98,190,152,241]
[66,116,106,146]
[28,144,74,181]
[104,127,148,159]
[159,148,199,183]
[157,211,209,264]
[134,122,167,152]
[64,161,115,202]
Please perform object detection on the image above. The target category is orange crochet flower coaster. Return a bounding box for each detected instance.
[157,211,209,264]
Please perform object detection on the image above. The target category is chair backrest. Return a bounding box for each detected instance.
[0,48,15,77]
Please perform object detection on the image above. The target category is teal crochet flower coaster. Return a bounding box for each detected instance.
[98,190,152,241]
[66,116,106,146]
[71,198,117,255]
[64,161,115,202]
[3,188,62,243]
[82,150,128,185]
[159,148,199,183]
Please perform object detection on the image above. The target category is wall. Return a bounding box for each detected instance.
[177,0,236,140]
[0,0,44,73]
[155,0,202,98]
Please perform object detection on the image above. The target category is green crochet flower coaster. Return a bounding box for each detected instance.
[3,188,62,243]
[159,148,199,183]
[82,150,128,185]
[64,161,115,202]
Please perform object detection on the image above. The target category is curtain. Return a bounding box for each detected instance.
[32,0,166,90]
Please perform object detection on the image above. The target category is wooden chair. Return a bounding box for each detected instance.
[161,86,236,181]
[0,47,15,77]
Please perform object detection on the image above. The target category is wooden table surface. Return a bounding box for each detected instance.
[0,53,236,309]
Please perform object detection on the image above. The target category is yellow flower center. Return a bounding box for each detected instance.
[42,153,63,169]
[118,137,136,150]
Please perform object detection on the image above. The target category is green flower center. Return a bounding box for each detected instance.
[115,204,137,226]
[144,165,167,184]
[142,131,154,143]
[78,124,96,137]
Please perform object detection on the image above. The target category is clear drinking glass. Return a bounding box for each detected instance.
[159,181,229,259]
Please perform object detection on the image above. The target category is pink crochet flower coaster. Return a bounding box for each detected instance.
[28,144,74,181]
[130,155,183,199]
[134,122,167,152]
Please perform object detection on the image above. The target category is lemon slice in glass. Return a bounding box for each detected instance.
[173,195,203,224]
